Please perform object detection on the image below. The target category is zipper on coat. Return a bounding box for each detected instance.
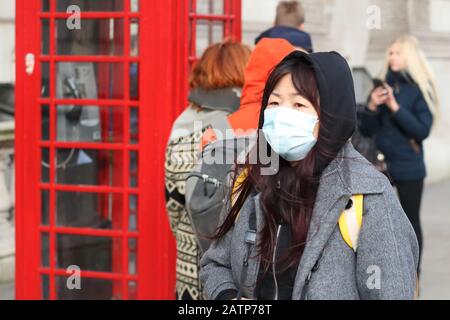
[272,224,282,300]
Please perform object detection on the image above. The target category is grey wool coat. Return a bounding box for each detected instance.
[199,142,419,300]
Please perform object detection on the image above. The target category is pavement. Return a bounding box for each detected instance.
[1,179,449,300]
[0,281,13,300]
[418,179,450,299]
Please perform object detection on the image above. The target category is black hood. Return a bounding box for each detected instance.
[259,50,357,175]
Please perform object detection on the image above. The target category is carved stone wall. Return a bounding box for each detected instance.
[243,0,450,182]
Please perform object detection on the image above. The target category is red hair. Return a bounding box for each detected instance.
[189,39,251,90]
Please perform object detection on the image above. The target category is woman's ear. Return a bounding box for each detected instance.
[313,122,320,139]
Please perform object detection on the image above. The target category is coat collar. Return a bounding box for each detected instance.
[328,141,386,195]
[386,69,415,86]
[188,87,242,113]
[252,141,386,298]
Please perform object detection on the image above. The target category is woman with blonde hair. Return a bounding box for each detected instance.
[164,39,251,300]
[360,35,439,277]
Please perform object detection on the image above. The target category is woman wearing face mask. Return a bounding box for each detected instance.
[359,35,439,277]
[199,50,419,300]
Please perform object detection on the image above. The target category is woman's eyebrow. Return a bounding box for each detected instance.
[270,92,301,97]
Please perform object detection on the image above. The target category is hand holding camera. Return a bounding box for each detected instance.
[368,80,400,113]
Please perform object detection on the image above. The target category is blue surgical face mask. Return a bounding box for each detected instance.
[262,106,319,161]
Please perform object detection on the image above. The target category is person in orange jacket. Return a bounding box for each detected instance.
[201,38,297,149]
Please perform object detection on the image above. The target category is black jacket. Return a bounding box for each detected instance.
[255,26,313,53]
[359,70,433,182]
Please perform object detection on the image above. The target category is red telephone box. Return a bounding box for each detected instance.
[15,0,241,299]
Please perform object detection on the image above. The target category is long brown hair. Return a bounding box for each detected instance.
[214,55,332,276]
[189,39,251,90]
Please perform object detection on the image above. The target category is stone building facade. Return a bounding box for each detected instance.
[243,0,450,182]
